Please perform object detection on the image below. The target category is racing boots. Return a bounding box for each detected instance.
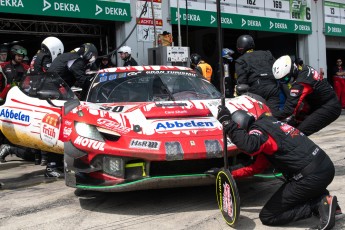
[0,144,11,163]
[315,195,337,230]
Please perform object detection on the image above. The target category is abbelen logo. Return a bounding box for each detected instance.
[74,136,105,151]
[0,108,30,123]
[156,120,214,130]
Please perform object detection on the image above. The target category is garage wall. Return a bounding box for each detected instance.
[115,1,173,66]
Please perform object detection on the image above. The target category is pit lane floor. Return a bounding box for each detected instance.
[1,113,345,230]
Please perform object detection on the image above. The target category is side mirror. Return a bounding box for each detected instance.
[63,98,80,115]
[37,89,60,100]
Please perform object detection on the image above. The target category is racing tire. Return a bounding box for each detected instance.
[216,168,240,227]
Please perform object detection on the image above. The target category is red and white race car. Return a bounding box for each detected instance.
[0,66,270,192]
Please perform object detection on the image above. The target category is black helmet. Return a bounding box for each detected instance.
[190,53,201,66]
[10,45,27,57]
[236,35,255,54]
[231,110,255,131]
[79,43,98,61]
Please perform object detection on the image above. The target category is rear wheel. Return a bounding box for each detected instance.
[216,168,240,227]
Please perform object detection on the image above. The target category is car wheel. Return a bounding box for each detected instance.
[216,168,241,227]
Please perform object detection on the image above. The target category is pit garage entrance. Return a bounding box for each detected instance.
[0,15,116,61]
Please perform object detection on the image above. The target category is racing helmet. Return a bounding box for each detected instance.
[41,36,64,62]
[231,110,256,131]
[236,35,255,54]
[79,43,98,63]
[222,48,234,60]
[118,46,132,54]
[10,45,27,58]
[272,55,298,83]
[190,53,201,66]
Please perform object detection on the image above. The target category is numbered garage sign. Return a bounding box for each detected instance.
[216,168,241,227]
[40,113,61,147]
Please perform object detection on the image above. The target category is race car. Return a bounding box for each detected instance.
[60,66,270,192]
[0,66,270,192]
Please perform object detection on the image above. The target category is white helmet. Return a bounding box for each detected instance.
[41,36,64,62]
[118,46,131,54]
[272,55,295,80]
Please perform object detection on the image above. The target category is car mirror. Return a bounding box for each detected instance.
[37,89,60,100]
[64,98,80,115]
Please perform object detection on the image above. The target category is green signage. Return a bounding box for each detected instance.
[325,23,345,37]
[171,8,312,35]
[0,0,131,21]
[324,1,345,37]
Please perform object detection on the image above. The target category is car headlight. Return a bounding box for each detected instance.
[165,142,183,161]
[205,140,222,158]
[75,122,104,141]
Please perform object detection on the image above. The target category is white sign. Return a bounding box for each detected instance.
[137,25,162,42]
[136,1,162,19]
[166,46,189,62]
[237,0,265,17]
[265,0,290,20]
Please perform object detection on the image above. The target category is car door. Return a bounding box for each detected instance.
[0,73,75,154]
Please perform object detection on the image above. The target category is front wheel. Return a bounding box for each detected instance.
[216,168,240,227]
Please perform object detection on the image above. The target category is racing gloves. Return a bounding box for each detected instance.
[217,105,237,134]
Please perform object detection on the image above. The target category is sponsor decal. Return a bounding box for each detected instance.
[312,147,319,156]
[41,114,60,146]
[145,70,196,76]
[223,182,233,218]
[164,110,188,115]
[156,102,187,107]
[129,139,160,150]
[100,76,107,82]
[74,136,105,151]
[0,108,30,123]
[190,140,195,146]
[97,118,131,134]
[156,120,214,130]
[312,70,323,81]
[98,73,119,82]
[290,89,300,97]
[127,72,139,76]
[63,127,72,138]
[64,120,72,126]
[108,74,118,80]
[248,129,263,136]
[280,123,295,134]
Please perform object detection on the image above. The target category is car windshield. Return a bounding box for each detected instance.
[86,70,221,103]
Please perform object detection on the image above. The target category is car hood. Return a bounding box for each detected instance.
[64,100,222,138]
[62,95,269,139]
